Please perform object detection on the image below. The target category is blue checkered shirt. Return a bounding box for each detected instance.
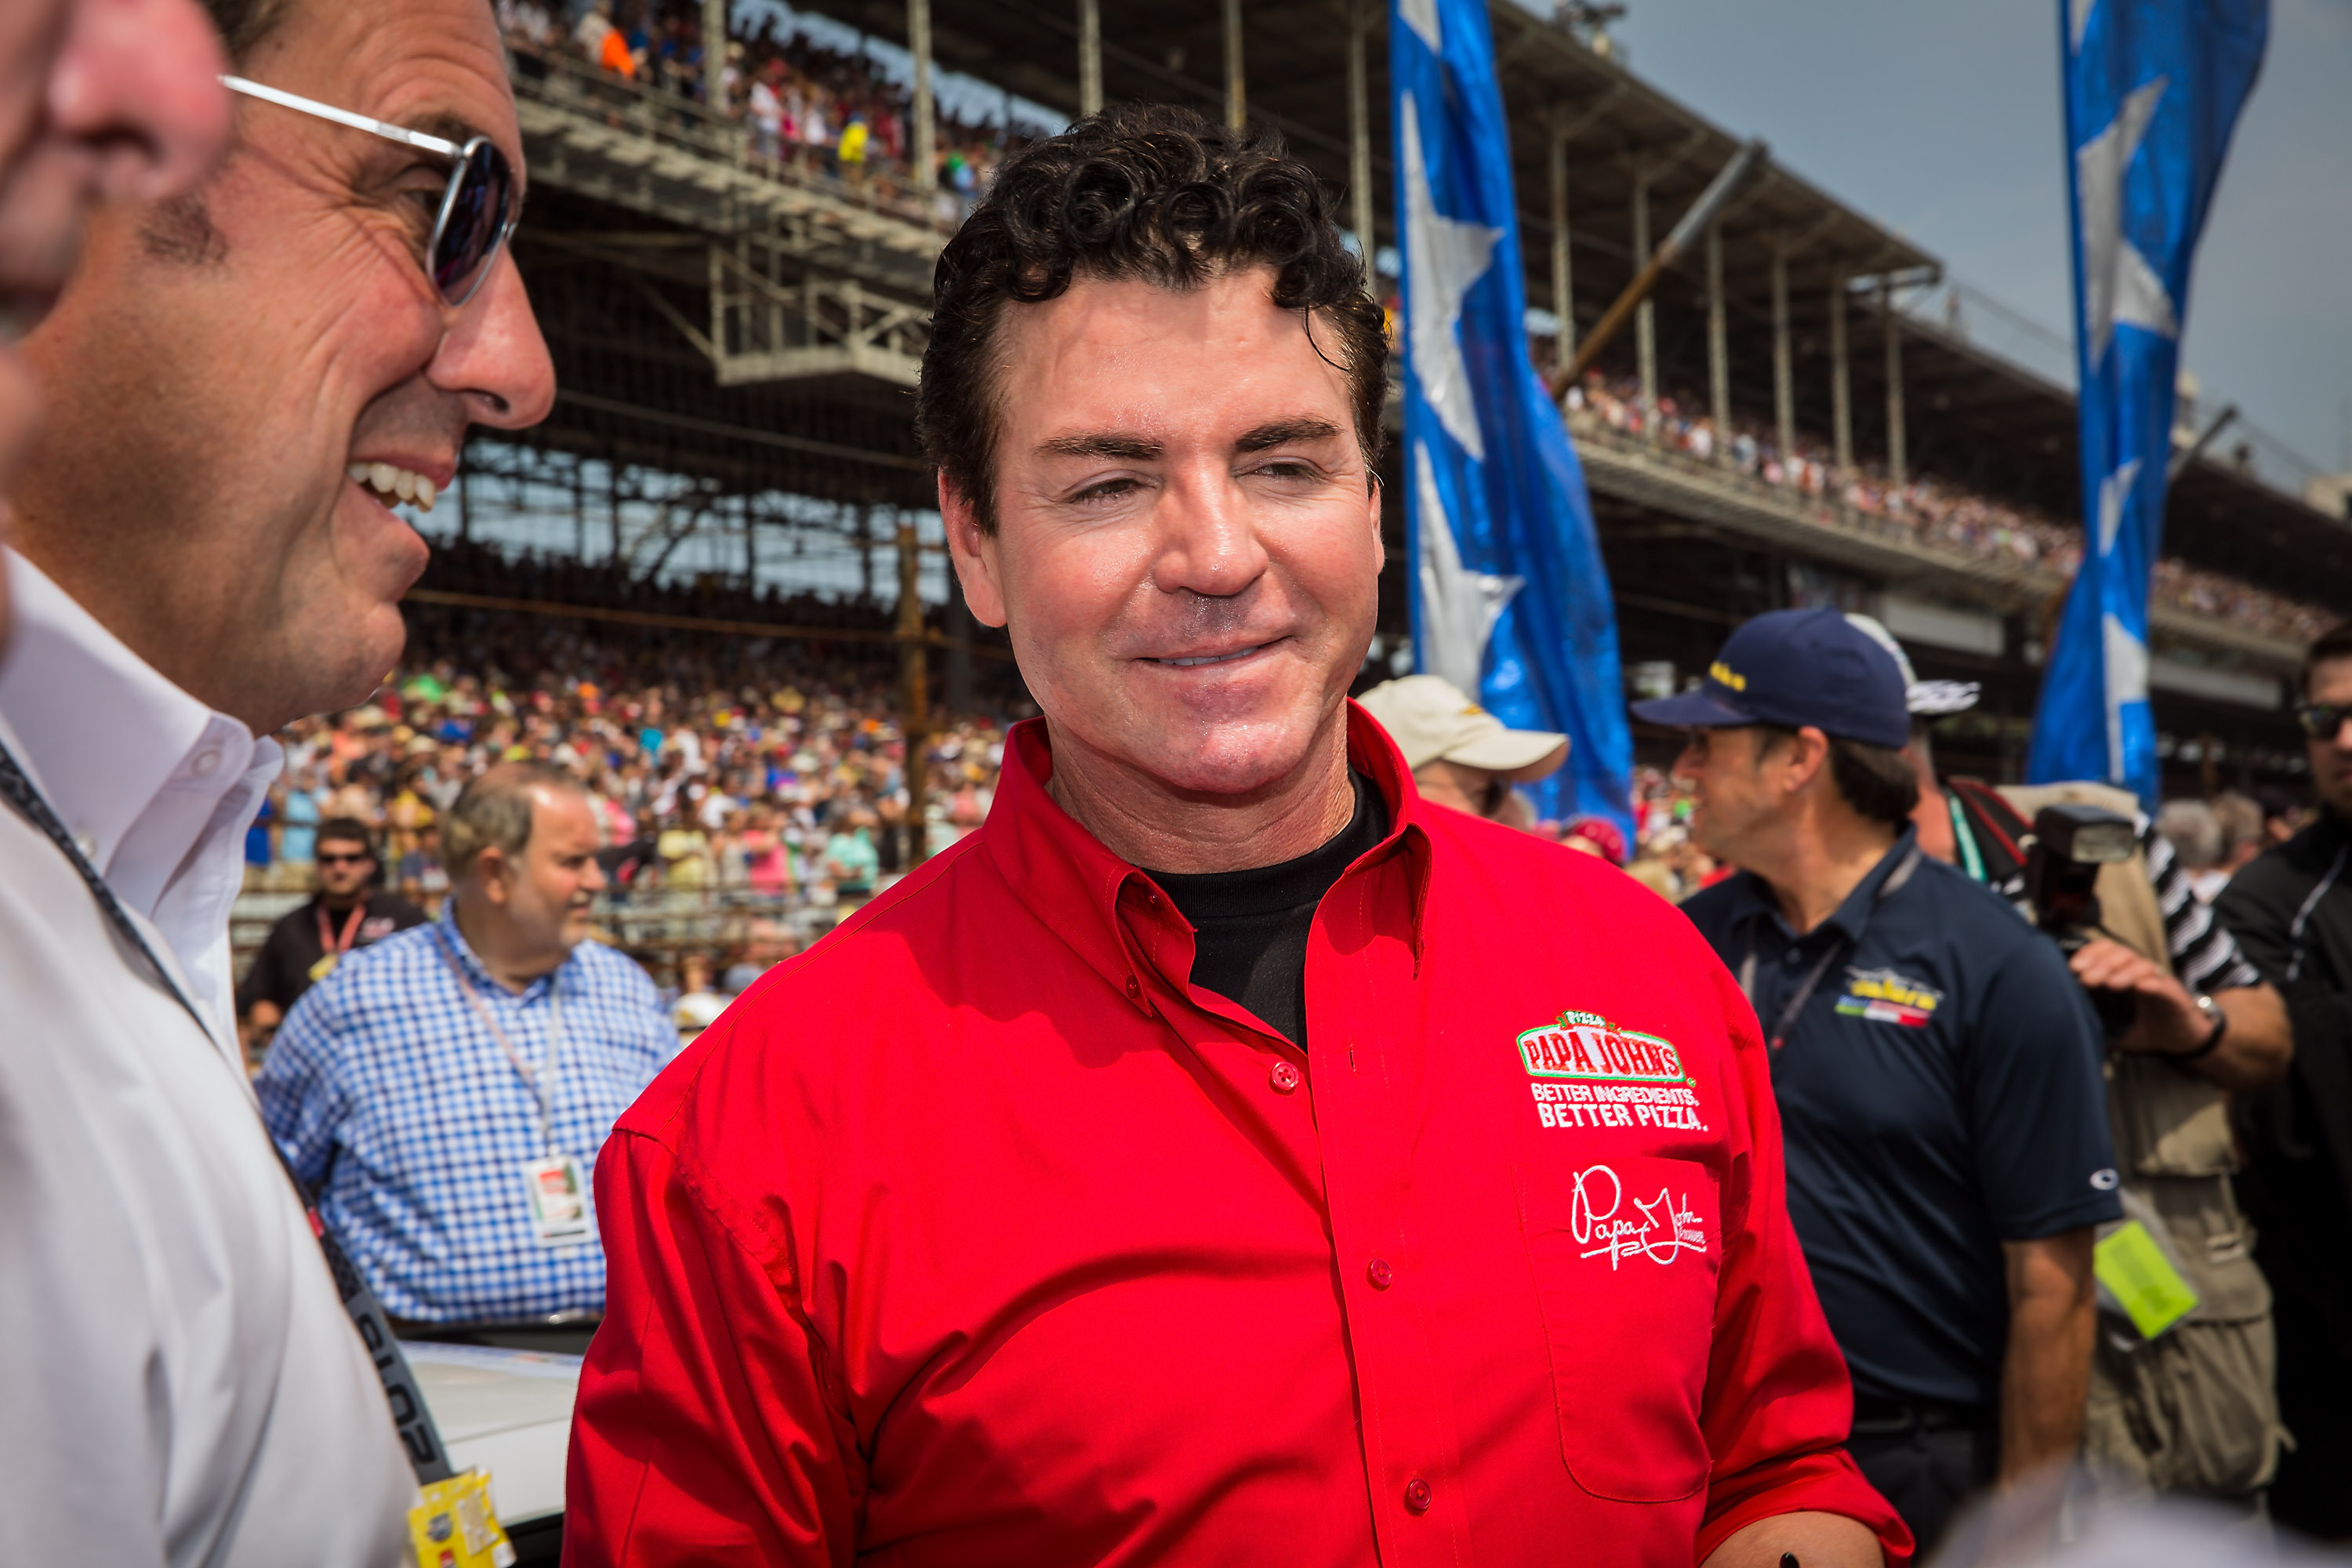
[257,905,670,1323]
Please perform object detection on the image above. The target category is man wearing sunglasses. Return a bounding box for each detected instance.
[238,817,427,1056]
[0,0,554,1560]
[2215,622,2352,1540]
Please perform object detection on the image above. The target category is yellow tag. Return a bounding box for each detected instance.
[406,1468,515,1568]
[308,952,339,983]
[2094,1219,2200,1340]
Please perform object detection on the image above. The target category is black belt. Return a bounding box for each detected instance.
[1851,1394,1997,1433]
[0,735,452,1483]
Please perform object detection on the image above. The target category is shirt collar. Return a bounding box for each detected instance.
[0,549,274,878]
[979,702,1435,1014]
[434,898,572,1003]
[1724,823,1923,947]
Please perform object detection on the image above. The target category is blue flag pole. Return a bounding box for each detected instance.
[2027,0,2267,804]
[1392,0,1632,834]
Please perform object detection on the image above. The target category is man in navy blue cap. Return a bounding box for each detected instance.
[1636,608,2120,1556]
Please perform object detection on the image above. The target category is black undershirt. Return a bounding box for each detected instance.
[1144,771,1389,1050]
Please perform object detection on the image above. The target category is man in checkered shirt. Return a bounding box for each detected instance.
[260,761,671,1325]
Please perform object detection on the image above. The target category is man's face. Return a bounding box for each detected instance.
[2307,658,2352,819]
[314,835,376,899]
[16,0,554,732]
[489,787,606,956]
[1671,726,1793,866]
[947,267,1383,801]
[0,0,227,516]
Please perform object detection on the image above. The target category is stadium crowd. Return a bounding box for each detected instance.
[500,0,1030,223]
[238,545,1018,1015]
[1566,372,2336,645]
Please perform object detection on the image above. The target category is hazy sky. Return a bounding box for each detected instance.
[1602,0,2352,488]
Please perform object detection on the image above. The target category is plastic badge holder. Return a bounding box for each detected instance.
[406,1467,516,1568]
[2092,1186,2201,1345]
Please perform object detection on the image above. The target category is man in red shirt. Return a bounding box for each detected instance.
[567,103,1908,1566]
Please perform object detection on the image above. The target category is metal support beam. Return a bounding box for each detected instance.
[858,503,877,602]
[1550,113,1573,361]
[1706,222,1728,459]
[1224,0,1245,129]
[909,0,936,194]
[897,516,932,866]
[1882,274,1906,487]
[1548,140,1766,397]
[1830,274,1853,474]
[1347,1,1372,261]
[1078,0,1102,116]
[702,0,727,110]
[1632,173,1656,436]
[1770,245,1795,464]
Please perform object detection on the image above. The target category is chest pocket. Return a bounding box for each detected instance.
[1514,1155,1722,1502]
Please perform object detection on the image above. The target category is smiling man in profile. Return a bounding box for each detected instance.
[0,0,554,1559]
[568,104,1907,1567]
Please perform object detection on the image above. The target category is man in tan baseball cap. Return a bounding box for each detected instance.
[1356,674,1567,826]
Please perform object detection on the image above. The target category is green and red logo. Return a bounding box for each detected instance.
[1517,1010,1690,1085]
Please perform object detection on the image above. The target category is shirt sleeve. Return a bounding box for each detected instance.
[2216,862,2299,986]
[2144,829,2262,992]
[1693,956,1915,1566]
[252,981,351,1191]
[566,1118,863,1565]
[1965,928,2123,1240]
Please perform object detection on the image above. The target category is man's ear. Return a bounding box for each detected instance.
[1790,727,1834,794]
[475,847,509,905]
[940,474,1008,629]
[1366,473,1385,573]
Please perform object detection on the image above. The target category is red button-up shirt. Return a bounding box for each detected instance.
[567,710,1909,1566]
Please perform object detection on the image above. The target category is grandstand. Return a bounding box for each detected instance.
[454,0,2352,803]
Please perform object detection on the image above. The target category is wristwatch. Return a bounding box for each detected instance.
[2176,993,2229,1062]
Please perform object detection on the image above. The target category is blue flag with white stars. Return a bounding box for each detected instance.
[1392,0,1631,833]
[2028,0,2266,804]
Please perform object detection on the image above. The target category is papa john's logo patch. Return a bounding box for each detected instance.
[1519,1011,1708,1133]
[1518,1011,1690,1084]
[1835,967,1944,1029]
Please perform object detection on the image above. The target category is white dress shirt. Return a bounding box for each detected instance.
[0,549,415,1565]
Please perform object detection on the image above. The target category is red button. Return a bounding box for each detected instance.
[1124,975,1142,999]
[1367,1258,1394,1290]
[1269,1060,1302,1094]
[1403,1478,1433,1513]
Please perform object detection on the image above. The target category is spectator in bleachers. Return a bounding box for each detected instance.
[1563,368,2333,647]
[258,762,670,1327]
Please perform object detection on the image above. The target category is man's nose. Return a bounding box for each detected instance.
[55,0,231,206]
[1151,463,1272,600]
[434,252,558,432]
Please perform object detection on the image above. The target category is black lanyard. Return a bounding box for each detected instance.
[0,736,452,1484]
[1737,846,1922,1053]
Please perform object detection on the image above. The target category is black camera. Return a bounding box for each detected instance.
[2023,801,2141,1038]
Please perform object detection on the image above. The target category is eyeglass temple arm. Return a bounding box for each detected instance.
[220,76,464,159]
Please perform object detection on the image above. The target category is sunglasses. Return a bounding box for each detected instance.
[222,75,517,307]
[2296,702,2352,741]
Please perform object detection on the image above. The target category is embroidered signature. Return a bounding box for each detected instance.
[1569,1163,1708,1269]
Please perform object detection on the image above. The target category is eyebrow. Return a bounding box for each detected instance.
[1036,417,1345,464]
[1234,417,1342,453]
[1037,433,1163,462]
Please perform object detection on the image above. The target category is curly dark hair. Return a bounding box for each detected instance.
[916,103,1388,533]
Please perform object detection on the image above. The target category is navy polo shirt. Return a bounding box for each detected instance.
[1681,826,2121,1409]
